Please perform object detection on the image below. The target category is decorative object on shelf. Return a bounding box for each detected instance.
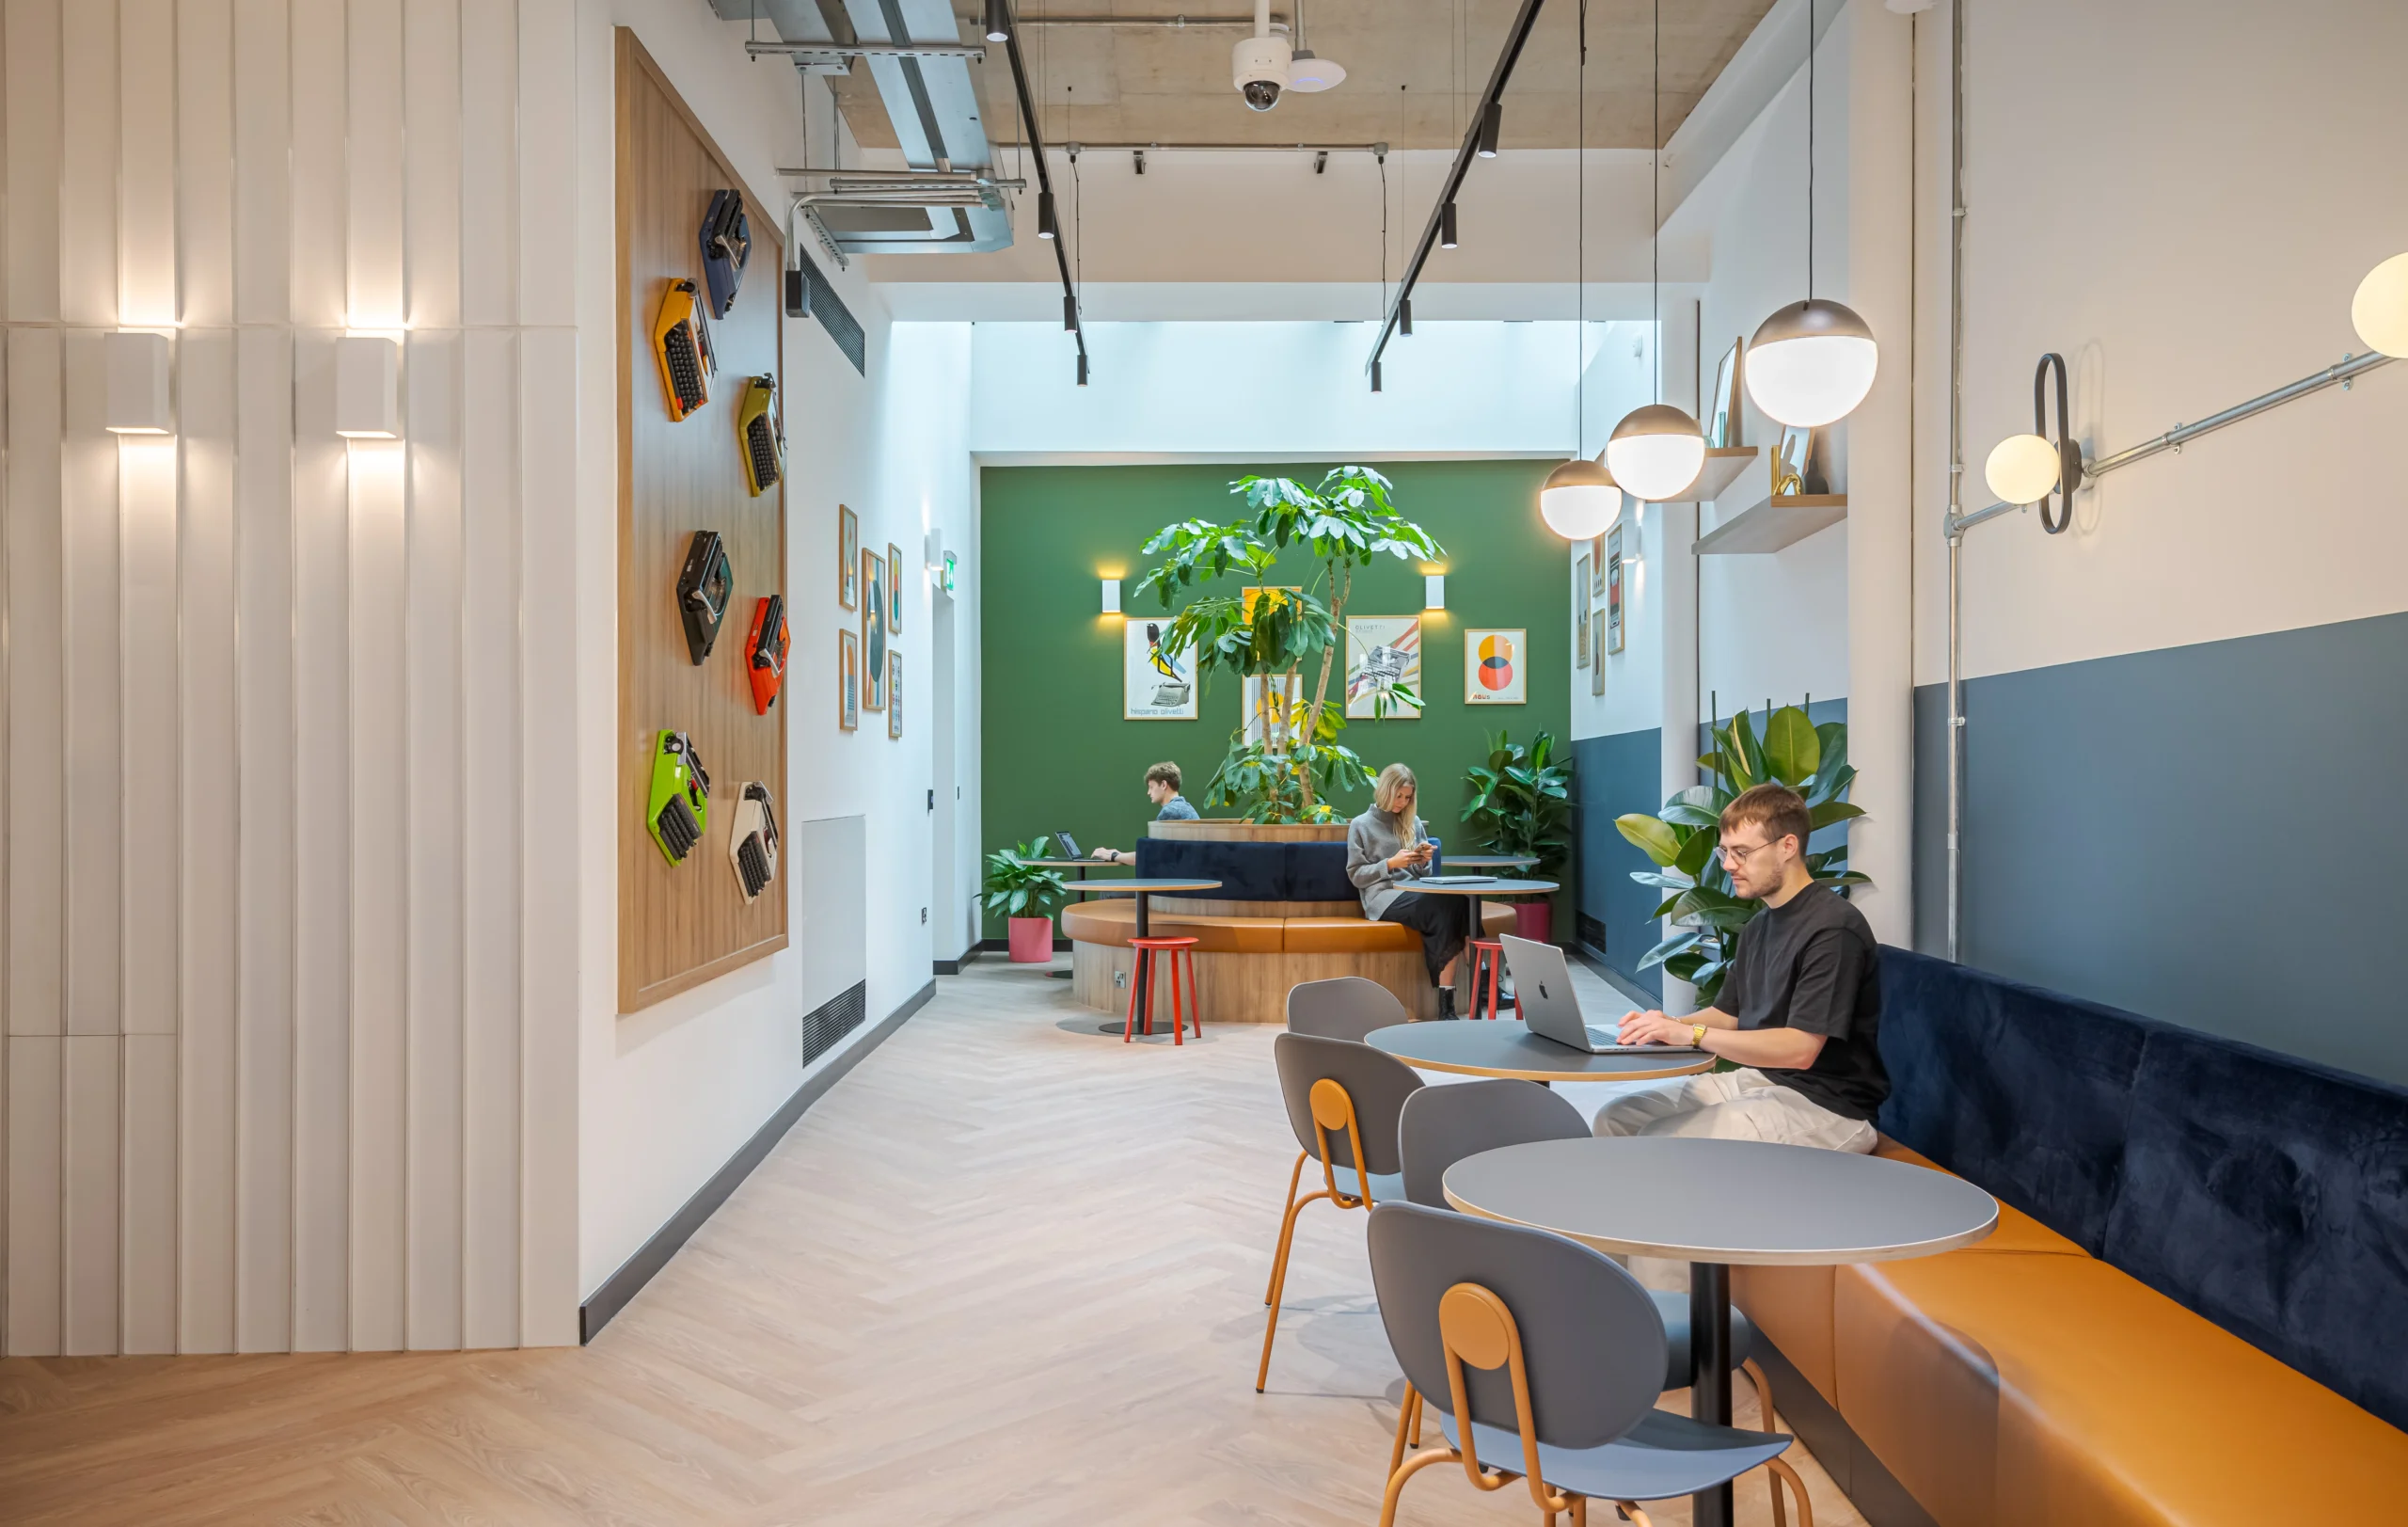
[745,595,788,714]
[699,189,751,318]
[1616,704,1867,1005]
[728,781,780,902]
[839,628,860,731]
[1344,615,1421,719]
[1771,425,1826,497]
[675,531,733,665]
[652,278,711,421]
[982,836,1070,962]
[887,543,904,633]
[1590,616,1606,695]
[838,504,859,610]
[1575,556,1592,669]
[737,374,783,496]
[1464,628,1526,705]
[1461,727,1573,888]
[645,729,712,866]
[1605,526,1625,655]
[1745,0,1878,428]
[862,549,887,710]
[887,649,903,740]
[1708,337,1744,447]
[1124,618,1199,720]
[1980,352,2083,533]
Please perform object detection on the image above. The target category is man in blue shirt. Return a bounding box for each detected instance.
[1092,762,1197,864]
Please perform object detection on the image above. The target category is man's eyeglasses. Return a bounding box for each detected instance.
[1718,838,1781,867]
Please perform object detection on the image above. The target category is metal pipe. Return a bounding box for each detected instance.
[2081,349,2392,479]
[1364,0,1551,380]
[995,0,1090,375]
[777,168,1024,184]
[992,139,1385,153]
[745,39,986,58]
[1002,13,1289,25]
[1944,0,1966,962]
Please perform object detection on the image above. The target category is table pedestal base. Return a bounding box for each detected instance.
[1691,1260,1735,1527]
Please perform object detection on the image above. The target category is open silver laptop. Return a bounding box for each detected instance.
[1500,935,1666,1054]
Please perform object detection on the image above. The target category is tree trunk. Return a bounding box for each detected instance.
[1297,562,1348,817]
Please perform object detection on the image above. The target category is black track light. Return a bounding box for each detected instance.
[1439,201,1459,250]
[1063,292,1078,331]
[1370,359,1384,392]
[1400,297,1413,336]
[983,0,1011,43]
[1077,353,1089,387]
[1038,190,1056,240]
[1476,101,1501,158]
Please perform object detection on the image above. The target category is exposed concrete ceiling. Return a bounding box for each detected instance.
[824,0,1778,153]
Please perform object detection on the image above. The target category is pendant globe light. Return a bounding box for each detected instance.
[2354,251,2408,358]
[1607,0,1706,501]
[1539,0,1622,542]
[1745,0,1878,428]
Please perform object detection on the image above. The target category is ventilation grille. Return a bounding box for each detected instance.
[1576,912,1608,957]
[797,248,866,375]
[803,979,868,1066]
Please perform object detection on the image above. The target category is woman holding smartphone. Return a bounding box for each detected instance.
[1345,763,1469,1017]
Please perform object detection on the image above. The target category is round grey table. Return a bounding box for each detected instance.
[1025,859,1130,978]
[1075,878,1222,1034]
[1366,1020,1712,1085]
[1437,853,1539,871]
[1396,875,1556,1015]
[1444,1137,1999,1527]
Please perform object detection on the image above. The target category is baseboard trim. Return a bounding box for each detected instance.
[979,935,1071,952]
[578,978,938,1344]
[934,942,983,976]
[1573,944,1660,1010]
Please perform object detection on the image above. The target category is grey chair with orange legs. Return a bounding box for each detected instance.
[1284,976,1410,1042]
[1388,1081,1785,1480]
[1368,1201,1814,1527]
[1257,1032,1424,1393]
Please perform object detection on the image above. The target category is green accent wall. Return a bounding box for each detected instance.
[979,460,1572,937]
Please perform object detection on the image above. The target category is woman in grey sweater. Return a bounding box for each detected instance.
[1347,763,1469,1016]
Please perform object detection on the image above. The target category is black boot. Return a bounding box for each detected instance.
[1438,987,1459,1020]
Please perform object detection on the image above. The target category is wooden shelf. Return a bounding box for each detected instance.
[1693,493,1848,555]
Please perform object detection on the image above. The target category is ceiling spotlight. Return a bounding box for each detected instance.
[1746,298,1879,427]
[1439,201,1459,250]
[1063,292,1078,331]
[1287,50,1346,92]
[1038,190,1056,240]
[1606,403,1707,501]
[1538,456,1619,540]
[982,0,1011,43]
[1400,297,1413,337]
[1476,101,1501,158]
[2354,250,2408,358]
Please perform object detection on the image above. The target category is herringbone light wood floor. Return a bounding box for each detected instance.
[0,959,1864,1526]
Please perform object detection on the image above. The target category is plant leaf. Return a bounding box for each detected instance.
[1808,800,1865,831]
[1673,827,1719,878]
[1615,814,1682,867]
[1764,706,1819,785]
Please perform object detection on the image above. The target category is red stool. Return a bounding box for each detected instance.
[1125,936,1203,1044]
[1466,938,1515,1020]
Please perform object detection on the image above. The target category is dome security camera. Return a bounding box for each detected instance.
[1232,33,1291,111]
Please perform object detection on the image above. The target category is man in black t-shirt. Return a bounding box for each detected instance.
[1594,783,1888,1152]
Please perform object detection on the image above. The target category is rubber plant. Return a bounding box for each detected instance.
[1134,467,1444,822]
[1613,706,1868,1006]
[981,835,1071,962]
[1461,729,1574,881]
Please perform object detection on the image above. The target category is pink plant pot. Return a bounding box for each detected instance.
[1007,915,1056,963]
[1513,900,1554,944]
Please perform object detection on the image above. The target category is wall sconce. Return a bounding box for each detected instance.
[1981,352,2082,533]
[335,335,402,438]
[1423,574,1446,611]
[1101,578,1121,615]
[104,332,173,435]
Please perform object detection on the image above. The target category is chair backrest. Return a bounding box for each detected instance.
[1367,1201,1664,1450]
[1272,1031,1422,1174]
[1286,977,1409,1042]
[1397,1079,1591,1208]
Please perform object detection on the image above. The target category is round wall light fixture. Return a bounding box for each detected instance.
[1745,298,1879,427]
[2353,250,2408,358]
[1538,456,1620,540]
[1983,434,2061,507]
[1606,403,1707,501]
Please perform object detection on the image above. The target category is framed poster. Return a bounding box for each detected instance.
[1243,674,1299,745]
[1606,525,1626,655]
[1591,612,1607,694]
[839,504,859,610]
[839,629,860,730]
[1464,628,1526,705]
[1124,618,1199,720]
[1708,338,1744,448]
[886,542,904,634]
[1345,615,1422,718]
[887,649,903,740]
[1772,424,1827,497]
[1589,534,1608,597]
[862,549,887,710]
[1575,555,1592,668]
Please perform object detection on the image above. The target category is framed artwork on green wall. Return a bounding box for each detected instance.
[1591,613,1607,694]
[1465,628,1526,705]
[1345,615,1421,718]
[1124,619,1198,719]
[1606,525,1626,656]
[1575,555,1592,668]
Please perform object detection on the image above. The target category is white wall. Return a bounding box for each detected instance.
[1920,0,2408,687]
[1,0,581,1354]
[1566,321,1660,742]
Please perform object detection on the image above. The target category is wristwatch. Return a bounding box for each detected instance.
[1690,1024,1708,1049]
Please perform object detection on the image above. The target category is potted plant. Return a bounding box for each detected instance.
[1613,706,1867,1005]
[1460,729,1574,941]
[1135,467,1445,823]
[982,835,1070,963]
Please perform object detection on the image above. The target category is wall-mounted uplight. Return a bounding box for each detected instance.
[1101,578,1122,615]
[104,332,173,435]
[335,335,402,438]
[1423,573,1446,611]
[1980,352,2082,533]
